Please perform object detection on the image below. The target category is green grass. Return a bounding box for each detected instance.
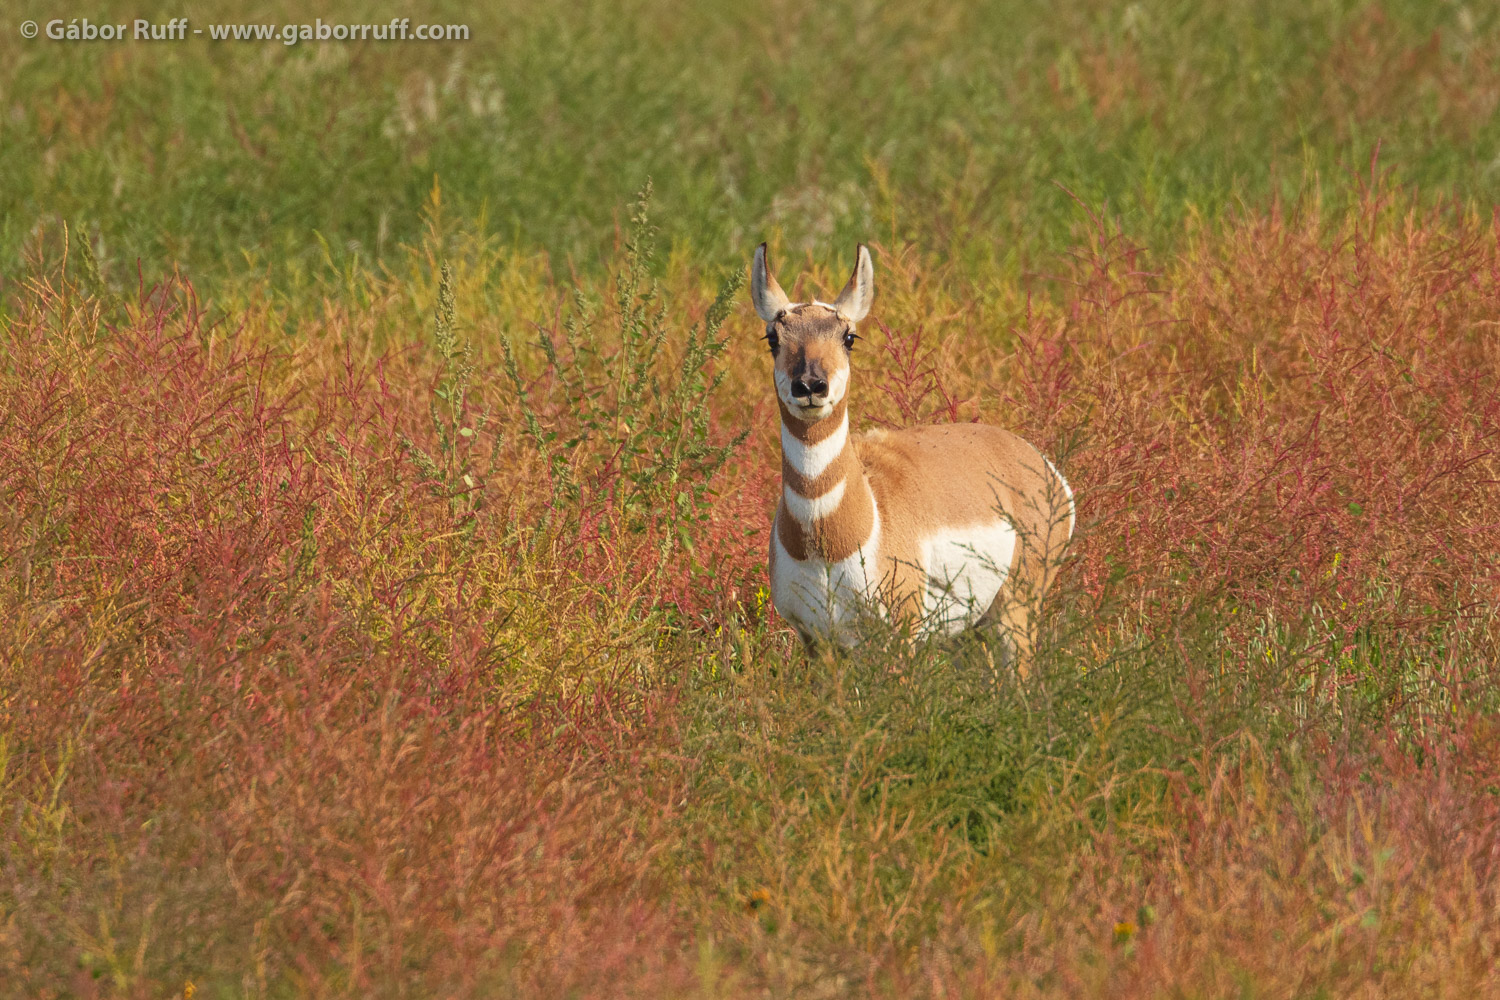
[4,2,1500,995]
[4,0,1499,288]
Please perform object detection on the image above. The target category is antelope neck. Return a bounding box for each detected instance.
[777,398,876,563]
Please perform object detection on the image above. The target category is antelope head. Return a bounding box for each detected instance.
[751,243,874,422]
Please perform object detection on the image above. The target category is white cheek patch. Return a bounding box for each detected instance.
[919,521,1018,635]
[781,413,848,480]
[783,478,846,526]
[774,368,796,409]
[825,364,849,405]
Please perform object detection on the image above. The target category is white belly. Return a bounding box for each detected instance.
[771,508,882,646]
[920,521,1017,635]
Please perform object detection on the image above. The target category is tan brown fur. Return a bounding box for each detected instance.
[753,242,1072,668]
[770,305,853,388]
[854,424,1071,655]
[777,471,875,564]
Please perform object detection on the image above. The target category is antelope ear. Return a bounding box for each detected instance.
[832,244,874,322]
[751,243,791,323]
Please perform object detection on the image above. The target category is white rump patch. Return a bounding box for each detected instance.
[771,489,881,646]
[784,479,846,526]
[780,413,848,480]
[1043,455,1077,541]
[919,521,1018,635]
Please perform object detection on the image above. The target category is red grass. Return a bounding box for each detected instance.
[0,274,710,996]
[894,722,1500,998]
[999,191,1500,638]
[4,184,1499,995]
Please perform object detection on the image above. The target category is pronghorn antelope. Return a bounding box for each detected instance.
[755,243,1075,667]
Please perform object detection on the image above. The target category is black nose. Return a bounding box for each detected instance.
[791,378,829,399]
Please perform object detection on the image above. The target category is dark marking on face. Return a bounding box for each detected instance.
[770,304,855,401]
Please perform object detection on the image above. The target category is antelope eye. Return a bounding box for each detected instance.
[766,331,779,355]
[842,331,858,350]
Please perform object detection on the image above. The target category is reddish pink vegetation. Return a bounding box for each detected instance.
[3,189,1499,996]
[1021,198,1500,636]
[899,724,1500,998]
[1,277,708,995]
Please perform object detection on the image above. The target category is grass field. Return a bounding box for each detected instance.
[4,1,1500,996]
